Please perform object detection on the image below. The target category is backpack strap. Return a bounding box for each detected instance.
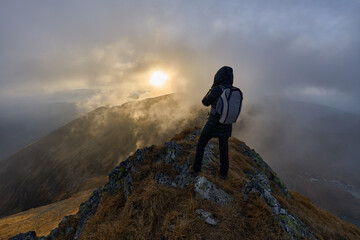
[218,85,226,91]
[219,89,229,123]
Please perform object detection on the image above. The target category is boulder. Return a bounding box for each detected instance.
[194,176,233,205]
[196,209,220,226]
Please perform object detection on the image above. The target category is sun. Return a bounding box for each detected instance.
[150,71,168,87]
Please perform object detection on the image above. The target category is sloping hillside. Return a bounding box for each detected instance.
[10,128,360,240]
[0,94,207,217]
[0,191,92,240]
[233,97,360,226]
[0,102,84,160]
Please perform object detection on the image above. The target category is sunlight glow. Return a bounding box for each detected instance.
[150,71,168,87]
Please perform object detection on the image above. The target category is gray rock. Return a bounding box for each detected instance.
[185,129,201,142]
[64,226,75,236]
[123,174,133,199]
[164,141,182,164]
[172,159,190,174]
[272,206,280,215]
[194,176,233,205]
[38,237,49,240]
[155,141,193,189]
[202,143,216,169]
[105,164,126,195]
[156,174,172,186]
[196,209,220,226]
[243,171,315,239]
[263,190,281,208]
[280,208,287,215]
[243,172,271,196]
[9,231,37,240]
[133,148,147,165]
[74,187,104,239]
[155,172,192,189]
[47,227,59,240]
[240,144,291,199]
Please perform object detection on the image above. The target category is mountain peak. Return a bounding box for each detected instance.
[9,128,360,240]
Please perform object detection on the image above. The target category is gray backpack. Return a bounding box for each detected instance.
[215,86,243,124]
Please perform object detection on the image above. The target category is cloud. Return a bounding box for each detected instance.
[1,1,359,223]
[0,0,359,112]
[298,87,344,97]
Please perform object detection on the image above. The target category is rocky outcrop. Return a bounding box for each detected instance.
[74,147,151,239]
[194,176,233,205]
[241,144,291,199]
[239,141,316,239]
[9,231,36,240]
[10,128,322,240]
[243,172,315,239]
[155,142,192,189]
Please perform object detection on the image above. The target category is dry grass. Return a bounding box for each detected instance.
[80,128,360,239]
[82,179,288,240]
[81,129,289,240]
[0,190,92,240]
[3,127,359,240]
[283,191,360,240]
[0,94,207,218]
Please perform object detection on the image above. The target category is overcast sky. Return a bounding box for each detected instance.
[0,0,359,112]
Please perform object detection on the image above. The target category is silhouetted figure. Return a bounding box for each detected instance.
[191,66,235,179]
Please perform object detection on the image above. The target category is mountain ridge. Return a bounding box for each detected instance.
[1,93,359,235]
[0,94,207,217]
[9,128,360,240]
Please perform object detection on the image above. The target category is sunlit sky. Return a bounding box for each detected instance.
[0,0,359,112]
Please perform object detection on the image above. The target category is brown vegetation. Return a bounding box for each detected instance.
[0,94,207,218]
[284,191,360,240]
[0,191,92,240]
[79,128,360,239]
[3,127,360,240]
[82,175,288,240]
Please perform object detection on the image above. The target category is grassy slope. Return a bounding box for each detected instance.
[0,190,93,240]
[79,128,360,240]
[2,128,359,240]
[0,94,207,218]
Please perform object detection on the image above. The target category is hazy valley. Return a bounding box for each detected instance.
[0,94,359,239]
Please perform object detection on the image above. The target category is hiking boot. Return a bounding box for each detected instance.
[189,166,200,176]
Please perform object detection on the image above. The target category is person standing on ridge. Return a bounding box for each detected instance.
[191,66,241,179]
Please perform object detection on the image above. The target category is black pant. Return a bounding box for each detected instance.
[193,134,229,176]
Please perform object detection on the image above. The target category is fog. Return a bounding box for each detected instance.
[0,0,360,223]
[1,0,359,160]
[1,0,359,111]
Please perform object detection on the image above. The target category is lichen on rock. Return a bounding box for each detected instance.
[194,176,233,205]
[243,171,315,239]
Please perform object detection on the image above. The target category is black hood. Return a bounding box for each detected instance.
[213,66,233,86]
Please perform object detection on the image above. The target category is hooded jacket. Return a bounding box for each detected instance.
[202,66,234,108]
[201,66,233,137]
